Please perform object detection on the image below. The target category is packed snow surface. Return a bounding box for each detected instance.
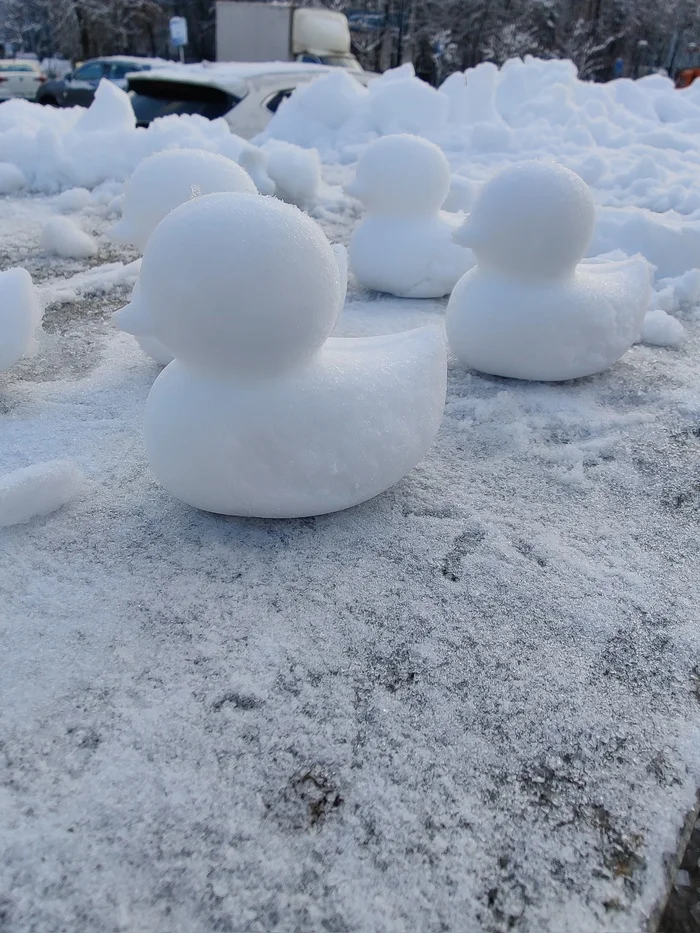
[0,460,82,527]
[109,148,257,252]
[447,162,652,381]
[116,192,446,517]
[347,135,473,297]
[0,266,42,373]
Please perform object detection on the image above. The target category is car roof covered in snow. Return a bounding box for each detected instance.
[96,55,170,66]
[127,61,338,96]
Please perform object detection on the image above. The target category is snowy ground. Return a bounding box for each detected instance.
[1,181,699,933]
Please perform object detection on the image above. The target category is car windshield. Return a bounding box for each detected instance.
[129,79,238,125]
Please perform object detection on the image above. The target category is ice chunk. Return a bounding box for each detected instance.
[0,460,82,527]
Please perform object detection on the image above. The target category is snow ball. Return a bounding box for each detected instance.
[216,135,276,195]
[74,79,136,134]
[641,309,686,348]
[261,140,321,207]
[456,161,596,279]
[347,134,451,215]
[41,217,98,259]
[135,192,344,376]
[0,460,82,527]
[0,162,26,195]
[55,187,92,212]
[109,148,257,251]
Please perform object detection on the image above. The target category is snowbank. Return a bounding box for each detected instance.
[0,80,280,196]
[260,58,700,220]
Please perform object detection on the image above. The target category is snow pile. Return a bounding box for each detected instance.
[0,162,26,195]
[0,267,43,373]
[74,79,136,135]
[447,162,652,381]
[0,460,82,527]
[0,79,286,197]
[641,309,686,347]
[54,187,93,213]
[261,58,700,218]
[41,216,97,259]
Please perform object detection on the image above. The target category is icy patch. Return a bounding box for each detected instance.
[40,217,97,260]
[0,460,82,527]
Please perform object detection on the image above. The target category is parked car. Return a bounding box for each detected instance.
[128,61,370,138]
[0,60,46,101]
[36,56,166,107]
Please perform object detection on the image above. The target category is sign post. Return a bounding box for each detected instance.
[169,16,188,63]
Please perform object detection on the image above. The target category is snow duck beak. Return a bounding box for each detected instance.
[112,291,154,337]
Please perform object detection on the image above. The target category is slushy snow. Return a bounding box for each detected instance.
[447,162,652,381]
[347,134,473,297]
[116,192,446,517]
[0,266,43,373]
[109,148,257,252]
[0,460,82,527]
[41,216,98,259]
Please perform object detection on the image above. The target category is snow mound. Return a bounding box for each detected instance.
[74,79,136,134]
[0,460,82,527]
[0,87,274,195]
[0,161,25,194]
[54,187,92,213]
[641,309,686,347]
[0,267,43,374]
[41,217,97,259]
[261,140,321,207]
